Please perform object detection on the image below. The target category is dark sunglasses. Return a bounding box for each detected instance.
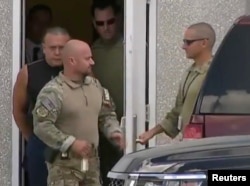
[95,18,116,26]
[183,38,207,46]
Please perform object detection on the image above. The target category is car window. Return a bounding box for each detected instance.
[198,25,250,114]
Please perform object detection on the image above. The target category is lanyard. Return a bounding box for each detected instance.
[182,71,199,102]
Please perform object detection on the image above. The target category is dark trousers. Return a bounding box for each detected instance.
[26,134,48,186]
[99,132,123,186]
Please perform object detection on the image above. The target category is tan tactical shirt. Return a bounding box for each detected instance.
[160,62,211,138]
[33,72,121,170]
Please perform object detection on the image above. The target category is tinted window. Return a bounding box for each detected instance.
[199,25,250,114]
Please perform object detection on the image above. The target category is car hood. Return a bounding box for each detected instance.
[110,135,250,173]
[110,145,176,173]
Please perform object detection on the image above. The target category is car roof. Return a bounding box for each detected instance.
[234,15,250,25]
[111,135,250,172]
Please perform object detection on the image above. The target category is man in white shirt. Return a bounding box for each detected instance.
[25,4,52,64]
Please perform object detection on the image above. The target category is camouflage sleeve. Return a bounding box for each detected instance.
[33,82,75,152]
[98,88,122,139]
[159,84,183,138]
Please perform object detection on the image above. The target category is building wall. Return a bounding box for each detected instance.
[155,0,247,144]
[0,0,13,185]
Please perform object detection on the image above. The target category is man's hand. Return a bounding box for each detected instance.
[110,132,125,150]
[138,130,154,145]
[70,139,92,158]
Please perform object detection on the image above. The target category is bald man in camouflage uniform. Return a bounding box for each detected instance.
[33,39,124,186]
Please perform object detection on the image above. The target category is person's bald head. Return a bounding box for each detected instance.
[62,40,90,62]
[188,22,216,49]
[62,39,94,75]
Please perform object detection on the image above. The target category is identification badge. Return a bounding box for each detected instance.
[177,116,182,131]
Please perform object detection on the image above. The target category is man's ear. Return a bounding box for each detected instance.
[69,57,75,65]
[202,39,208,48]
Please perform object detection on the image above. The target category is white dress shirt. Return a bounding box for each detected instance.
[25,38,44,64]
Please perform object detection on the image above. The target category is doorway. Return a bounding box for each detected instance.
[19,0,127,186]
[16,0,156,185]
[21,2,94,185]
[26,0,94,44]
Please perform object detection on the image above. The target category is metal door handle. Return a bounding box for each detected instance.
[120,114,138,152]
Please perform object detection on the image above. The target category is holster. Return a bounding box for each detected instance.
[44,146,59,164]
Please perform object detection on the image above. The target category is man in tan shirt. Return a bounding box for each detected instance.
[33,40,124,186]
[138,22,216,144]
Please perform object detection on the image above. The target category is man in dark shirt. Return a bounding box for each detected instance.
[91,1,124,185]
[12,27,71,186]
[25,4,53,64]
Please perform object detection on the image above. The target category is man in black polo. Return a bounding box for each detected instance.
[25,4,53,64]
[13,27,71,186]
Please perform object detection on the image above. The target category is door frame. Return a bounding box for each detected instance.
[124,0,157,153]
[124,0,147,153]
[148,0,157,147]
[12,0,22,185]
[12,1,159,184]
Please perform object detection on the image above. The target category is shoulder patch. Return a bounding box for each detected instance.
[102,88,113,108]
[35,105,49,118]
[42,98,57,112]
[34,79,63,119]
[103,88,110,102]
[35,96,58,119]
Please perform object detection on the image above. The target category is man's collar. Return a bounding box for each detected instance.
[188,58,213,74]
[58,72,92,89]
[92,35,123,48]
